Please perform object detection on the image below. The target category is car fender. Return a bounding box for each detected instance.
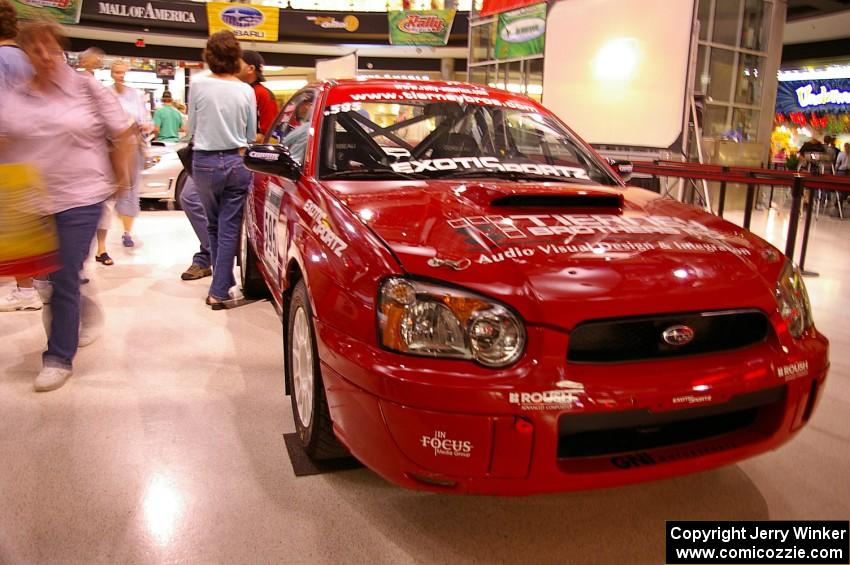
[282,181,402,346]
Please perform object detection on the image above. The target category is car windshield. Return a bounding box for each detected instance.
[318,93,619,185]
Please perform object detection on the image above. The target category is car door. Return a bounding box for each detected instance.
[252,89,318,298]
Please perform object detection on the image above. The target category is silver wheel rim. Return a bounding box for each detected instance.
[291,306,314,428]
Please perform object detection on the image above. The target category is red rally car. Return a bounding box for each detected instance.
[239,79,829,495]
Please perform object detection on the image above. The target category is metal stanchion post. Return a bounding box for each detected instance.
[798,187,819,277]
[743,180,755,229]
[717,168,728,217]
[785,176,804,261]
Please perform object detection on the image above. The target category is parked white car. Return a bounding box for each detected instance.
[140,141,188,209]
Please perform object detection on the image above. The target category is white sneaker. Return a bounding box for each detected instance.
[228,285,245,301]
[0,287,42,311]
[34,366,73,392]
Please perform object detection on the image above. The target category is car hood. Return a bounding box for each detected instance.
[324,180,784,329]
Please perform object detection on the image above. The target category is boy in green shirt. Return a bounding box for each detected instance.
[153,91,184,141]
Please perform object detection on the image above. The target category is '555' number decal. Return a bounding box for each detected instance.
[263,183,284,274]
[325,102,363,115]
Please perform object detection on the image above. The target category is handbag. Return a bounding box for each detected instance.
[176,140,194,175]
[0,163,59,276]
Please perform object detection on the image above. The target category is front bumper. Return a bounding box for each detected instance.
[139,169,177,199]
[316,320,829,495]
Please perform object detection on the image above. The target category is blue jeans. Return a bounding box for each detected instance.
[192,150,251,299]
[44,202,103,369]
[179,175,211,269]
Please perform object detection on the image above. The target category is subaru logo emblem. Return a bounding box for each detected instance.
[662,325,695,346]
[221,6,264,28]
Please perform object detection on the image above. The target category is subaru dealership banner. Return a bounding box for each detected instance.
[494,3,546,59]
[387,10,456,46]
[479,0,544,18]
[206,2,279,42]
[776,79,850,114]
[12,0,82,24]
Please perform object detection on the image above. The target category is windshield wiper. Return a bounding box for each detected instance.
[321,168,427,180]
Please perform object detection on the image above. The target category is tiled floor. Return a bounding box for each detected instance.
[1,202,848,564]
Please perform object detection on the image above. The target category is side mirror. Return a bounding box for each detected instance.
[244,144,300,181]
[609,159,633,183]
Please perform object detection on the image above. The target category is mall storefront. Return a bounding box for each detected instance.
[62,0,470,107]
[772,67,850,166]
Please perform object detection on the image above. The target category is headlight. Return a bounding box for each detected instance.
[774,262,814,338]
[144,155,161,169]
[378,278,526,368]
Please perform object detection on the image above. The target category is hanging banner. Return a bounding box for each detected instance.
[81,0,207,32]
[387,10,456,46]
[479,0,543,18]
[11,0,82,24]
[776,79,850,114]
[494,3,546,59]
[206,2,279,42]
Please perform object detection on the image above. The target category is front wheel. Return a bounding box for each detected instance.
[287,280,348,460]
[173,170,188,211]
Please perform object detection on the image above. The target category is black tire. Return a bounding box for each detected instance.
[173,170,188,211]
[239,214,269,298]
[287,280,348,460]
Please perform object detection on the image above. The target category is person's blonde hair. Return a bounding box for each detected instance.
[111,58,130,71]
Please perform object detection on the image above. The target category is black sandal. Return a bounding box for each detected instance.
[95,253,114,266]
[205,296,227,310]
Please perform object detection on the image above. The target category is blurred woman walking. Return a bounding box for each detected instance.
[95,58,151,264]
[0,19,133,391]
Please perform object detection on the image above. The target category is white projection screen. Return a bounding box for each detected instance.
[543,0,695,149]
[316,53,358,80]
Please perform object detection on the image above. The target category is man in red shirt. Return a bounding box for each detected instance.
[239,50,279,142]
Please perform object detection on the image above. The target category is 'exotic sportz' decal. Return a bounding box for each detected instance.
[671,394,713,405]
[391,157,589,179]
[303,199,348,258]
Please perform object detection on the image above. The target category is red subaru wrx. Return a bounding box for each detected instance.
[239,79,829,495]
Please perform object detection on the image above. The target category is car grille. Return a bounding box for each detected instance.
[567,309,769,363]
[557,386,786,459]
